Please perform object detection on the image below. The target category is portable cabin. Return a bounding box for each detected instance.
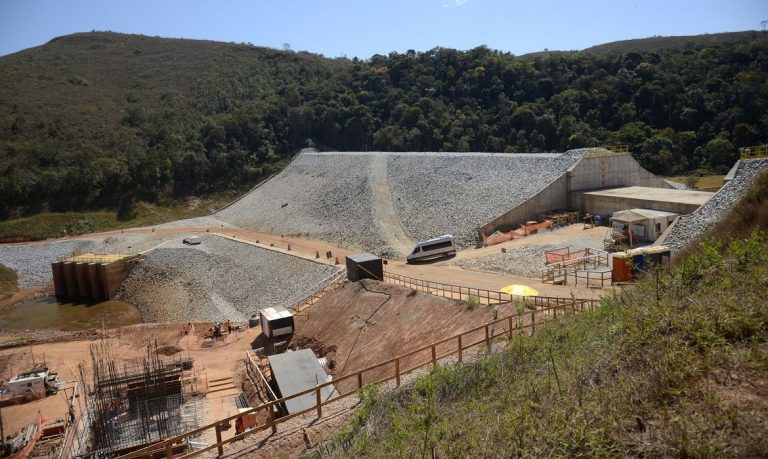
[259,306,294,340]
[346,253,384,282]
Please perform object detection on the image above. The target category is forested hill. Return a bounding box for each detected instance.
[1,31,767,219]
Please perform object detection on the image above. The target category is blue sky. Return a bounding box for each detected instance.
[1,0,766,58]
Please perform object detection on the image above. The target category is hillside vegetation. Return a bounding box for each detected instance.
[1,31,767,220]
[317,177,768,457]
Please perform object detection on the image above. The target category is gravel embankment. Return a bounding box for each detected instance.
[457,245,560,277]
[387,152,580,248]
[117,236,340,322]
[663,159,768,251]
[0,240,93,288]
[214,152,387,252]
[0,233,188,289]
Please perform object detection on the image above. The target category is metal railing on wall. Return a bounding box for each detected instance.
[739,145,768,160]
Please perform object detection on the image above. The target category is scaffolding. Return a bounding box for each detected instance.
[75,339,207,458]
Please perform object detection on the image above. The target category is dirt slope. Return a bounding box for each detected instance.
[292,280,519,392]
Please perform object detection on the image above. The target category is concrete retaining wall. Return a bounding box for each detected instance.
[481,154,672,237]
[571,192,702,215]
[566,155,671,196]
[481,174,568,236]
[52,257,137,299]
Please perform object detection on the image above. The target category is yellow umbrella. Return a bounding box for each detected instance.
[499,284,540,297]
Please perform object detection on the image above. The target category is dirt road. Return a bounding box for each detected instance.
[371,153,416,257]
[7,223,610,302]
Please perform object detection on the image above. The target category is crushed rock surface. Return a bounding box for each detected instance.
[214,153,387,253]
[387,152,580,249]
[117,235,339,322]
[663,159,768,252]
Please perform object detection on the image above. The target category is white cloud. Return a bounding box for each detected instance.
[443,0,469,7]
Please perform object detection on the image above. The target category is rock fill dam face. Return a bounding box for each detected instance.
[213,151,583,254]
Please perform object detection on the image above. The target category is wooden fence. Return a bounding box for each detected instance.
[382,271,598,309]
[118,297,599,459]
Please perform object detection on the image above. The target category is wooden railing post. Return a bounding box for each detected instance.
[431,345,436,366]
[215,424,224,456]
[357,372,363,389]
[508,315,514,338]
[316,387,322,417]
[531,311,536,334]
[268,406,277,434]
[458,335,463,362]
[165,441,173,459]
[484,324,490,343]
[395,358,400,386]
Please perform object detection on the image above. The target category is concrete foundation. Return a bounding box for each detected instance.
[573,186,715,216]
[482,152,676,237]
[52,254,137,300]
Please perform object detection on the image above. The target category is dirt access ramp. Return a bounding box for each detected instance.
[292,279,518,392]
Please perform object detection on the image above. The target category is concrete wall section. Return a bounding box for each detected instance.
[75,263,90,299]
[572,192,704,215]
[63,262,78,297]
[102,261,131,299]
[567,155,672,195]
[88,263,103,299]
[481,175,568,236]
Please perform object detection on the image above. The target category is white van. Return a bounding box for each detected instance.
[406,235,456,263]
[183,236,202,245]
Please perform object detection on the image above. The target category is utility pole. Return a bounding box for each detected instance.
[762,20,768,31]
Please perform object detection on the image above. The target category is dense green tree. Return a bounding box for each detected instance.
[1,31,767,219]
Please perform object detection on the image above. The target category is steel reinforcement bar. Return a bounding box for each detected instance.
[118,297,600,459]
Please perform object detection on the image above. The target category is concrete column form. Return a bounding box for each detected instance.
[63,262,78,297]
[75,263,90,299]
[51,261,67,297]
[88,263,104,299]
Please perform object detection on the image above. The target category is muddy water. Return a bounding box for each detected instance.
[0,297,142,330]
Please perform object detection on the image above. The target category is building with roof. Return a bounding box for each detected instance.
[610,209,678,245]
[267,349,337,415]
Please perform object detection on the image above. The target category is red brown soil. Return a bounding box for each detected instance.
[292,279,519,393]
[0,322,261,442]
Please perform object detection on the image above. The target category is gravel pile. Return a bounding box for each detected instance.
[0,240,92,288]
[117,236,339,322]
[0,233,190,289]
[214,152,387,252]
[457,244,560,277]
[663,159,768,252]
[387,152,580,248]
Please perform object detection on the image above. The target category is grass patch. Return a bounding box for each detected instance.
[0,194,234,241]
[666,174,725,190]
[318,231,768,457]
[0,263,18,300]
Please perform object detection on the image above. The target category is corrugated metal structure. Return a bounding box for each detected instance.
[267,349,337,415]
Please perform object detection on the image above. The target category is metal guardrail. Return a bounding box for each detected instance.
[117,298,599,459]
[583,145,630,157]
[281,267,347,313]
[739,145,768,159]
